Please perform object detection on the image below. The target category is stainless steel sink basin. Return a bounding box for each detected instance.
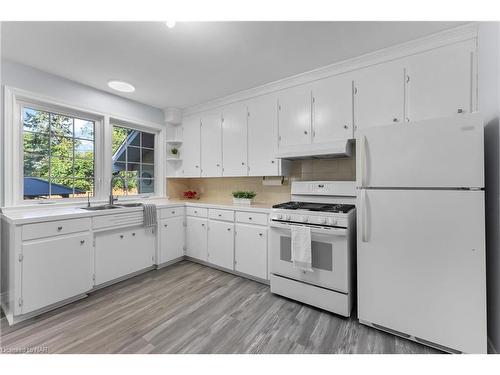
[115,203,143,208]
[82,204,124,211]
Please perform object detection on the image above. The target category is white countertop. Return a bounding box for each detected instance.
[1,198,273,225]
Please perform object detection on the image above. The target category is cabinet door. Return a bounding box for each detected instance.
[247,93,280,176]
[312,74,354,142]
[222,102,248,176]
[201,111,222,177]
[159,216,185,264]
[353,61,405,132]
[21,233,92,314]
[208,220,234,270]
[182,115,201,177]
[235,224,268,280]
[405,40,475,122]
[278,84,312,148]
[95,227,154,285]
[186,216,208,261]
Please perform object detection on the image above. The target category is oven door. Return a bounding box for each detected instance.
[269,221,349,293]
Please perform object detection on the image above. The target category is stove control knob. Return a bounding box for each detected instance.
[284,214,291,221]
[276,214,283,220]
[328,218,337,226]
[301,216,308,223]
[319,217,327,225]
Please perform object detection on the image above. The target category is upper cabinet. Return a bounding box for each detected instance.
[222,102,248,176]
[312,73,354,142]
[201,111,223,177]
[277,84,312,148]
[247,93,280,176]
[181,115,201,177]
[404,40,475,122]
[353,61,405,131]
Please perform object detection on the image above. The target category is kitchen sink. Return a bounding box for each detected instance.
[115,203,144,208]
[82,204,124,211]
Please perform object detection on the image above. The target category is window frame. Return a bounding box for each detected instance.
[3,86,165,207]
[20,101,100,201]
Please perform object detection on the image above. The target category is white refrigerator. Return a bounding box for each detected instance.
[356,113,487,354]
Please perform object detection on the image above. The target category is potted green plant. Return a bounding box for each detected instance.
[170,147,179,158]
[232,191,257,205]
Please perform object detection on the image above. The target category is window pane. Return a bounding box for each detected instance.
[127,163,140,179]
[139,179,154,194]
[50,178,75,199]
[142,148,154,163]
[127,146,141,163]
[74,119,94,140]
[141,164,154,179]
[24,155,49,177]
[130,131,140,146]
[112,126,129,154]
[24,176,50,199]
[50,157,73,178]
[24,132,49,155]
[51,136,74,158]
[74,158,94,178]
[142,132,155,148]
[73,179,94,197]
[113,161,126,175]
[75,139,94,159]
[51,113,73,137]
[23,107,49,133]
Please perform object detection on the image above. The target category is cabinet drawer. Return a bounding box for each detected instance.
[235,211,268,226]
[160,206,185,219]
[186,207,208,218]
[209,209,234,222]
[22,218,91,241]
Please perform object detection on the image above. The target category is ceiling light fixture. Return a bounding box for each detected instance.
[165,21,176,29]
[107,80,135,93]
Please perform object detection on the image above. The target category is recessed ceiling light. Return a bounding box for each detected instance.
[107,80,135,93]
[165,21,176,29]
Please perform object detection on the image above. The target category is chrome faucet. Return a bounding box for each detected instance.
[109,175,126,205]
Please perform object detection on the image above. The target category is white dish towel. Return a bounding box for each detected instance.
[142,203,157,227]
[291,225,313,272]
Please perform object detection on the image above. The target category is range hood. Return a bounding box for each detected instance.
[275,139,353,160]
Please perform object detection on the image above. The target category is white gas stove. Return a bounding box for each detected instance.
[269,181,356,317]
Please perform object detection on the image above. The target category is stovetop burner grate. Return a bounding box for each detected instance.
[272,201,355,213]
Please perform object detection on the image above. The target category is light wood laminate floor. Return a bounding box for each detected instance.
[0,261,439,354]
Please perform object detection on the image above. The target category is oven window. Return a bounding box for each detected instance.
[279,237,333,271]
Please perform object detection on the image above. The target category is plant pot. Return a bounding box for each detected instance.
[233,197,252,206]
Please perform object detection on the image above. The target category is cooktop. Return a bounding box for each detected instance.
[272,201,355,214]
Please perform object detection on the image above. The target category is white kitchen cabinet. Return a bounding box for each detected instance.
[353,61,405,132]
[159,216,185,264]
[312,73,354,142]
[21,232,93,314]
[201,111,223,177]
[247,93,280,176]
[95,227,155,285]
[235,223,268,280]
[277,84,312,148]
[405,40,475,122]
[185,216,208,261]
[207,220,234,270]
[181,115,201,177]
[222,101,248,176]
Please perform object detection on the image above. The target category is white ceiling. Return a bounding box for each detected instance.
[1,21,465,110]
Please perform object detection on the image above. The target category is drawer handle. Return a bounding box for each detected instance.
[80,240,85,245]
[57,226,63,231]
[120,235,124,239]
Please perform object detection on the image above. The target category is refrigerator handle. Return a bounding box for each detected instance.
[360,135,367,187]
[361,189,368,242]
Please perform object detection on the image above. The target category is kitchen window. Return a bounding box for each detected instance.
[111,125,156,196]
[22,106,95,200]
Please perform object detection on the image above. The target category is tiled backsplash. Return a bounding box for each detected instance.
[167,156,355,205]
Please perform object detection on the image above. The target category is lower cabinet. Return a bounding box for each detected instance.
[235,223,268,280]
[207,220,234,270]
[185,216,208,260]
[159,216,185,264]
[95,226,155,285]
[21,232,93,314]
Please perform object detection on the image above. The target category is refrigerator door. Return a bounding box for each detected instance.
[356,113,484,188]
[357,189,487,353]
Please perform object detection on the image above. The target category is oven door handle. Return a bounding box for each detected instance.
[269,222,347,236]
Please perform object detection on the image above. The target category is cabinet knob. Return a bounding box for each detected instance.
[195,165,199,168]
[227,228,231,231]
[393,118,398,122]
[218,214,222,217]
[120,235,124,239]
[171,211,176,214]
[202,223,205,227]
[241,162,245,165]
[271,160,275,164]
[164,224,168,227]
[457,108,464,114]
[344,124,349,129]
[248,217,253,220]
[80,240,85,245]
[304,130,308,135]
[216,164,220,167]
[259,233,263,236]
[132,232,136,236]
[57,226,63,231]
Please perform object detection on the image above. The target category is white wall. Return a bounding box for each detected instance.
[1,60,164,125]
[479,21,500,353]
